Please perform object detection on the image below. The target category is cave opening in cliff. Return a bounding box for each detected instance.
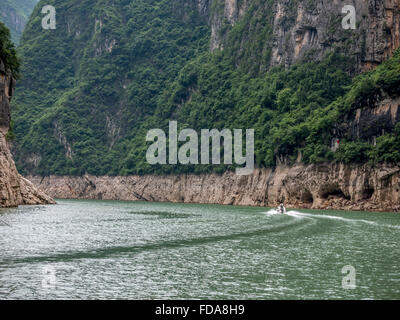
[321,186,350,201]
[362,187,375,200]
[301,189,314,204]
[8,78,13,98]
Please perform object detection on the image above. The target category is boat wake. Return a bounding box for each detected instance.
[264,209,281,215]
[265,209,303,216]
[264,209,400,230]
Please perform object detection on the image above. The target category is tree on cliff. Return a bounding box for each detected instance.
[0,22,20,78]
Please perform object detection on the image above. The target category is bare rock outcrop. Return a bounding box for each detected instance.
[0,59,55,208]
[207,0,400,72]
[28,163,400,212]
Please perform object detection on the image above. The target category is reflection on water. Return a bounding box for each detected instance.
[0,200,399,299]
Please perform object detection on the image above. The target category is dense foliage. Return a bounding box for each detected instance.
[13,0,210,175]
[0,22,20,77]
[11,0,400,176]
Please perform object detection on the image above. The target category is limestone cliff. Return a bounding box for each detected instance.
[0,59,54,207]
[207,0,400,72]
[28,162,400,212]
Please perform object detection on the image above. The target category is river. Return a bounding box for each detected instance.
[0,199,399,299]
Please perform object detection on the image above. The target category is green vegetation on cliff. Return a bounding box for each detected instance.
[11,0,400,176]
[13,0,210,175]
[0,22,20,77]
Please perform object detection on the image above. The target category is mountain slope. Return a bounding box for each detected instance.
[0,0,38,44]
[13,0,211,175]
[11,0,400,176]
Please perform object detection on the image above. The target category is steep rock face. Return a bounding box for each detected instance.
[0,5,24,42]
[28,163,400,212]
[343,94,400,142]
[208,0,249,51]
[0,61,13,128]
[0,59,54,207]
[208,0,400,71]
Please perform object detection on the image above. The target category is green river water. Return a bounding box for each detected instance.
[0,199,399,299]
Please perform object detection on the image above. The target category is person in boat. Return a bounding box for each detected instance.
[278,203,286,214]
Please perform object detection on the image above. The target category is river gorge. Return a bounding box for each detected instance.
[1,0,400,301]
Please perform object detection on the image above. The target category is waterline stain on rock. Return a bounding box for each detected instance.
[27,163,400,212]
